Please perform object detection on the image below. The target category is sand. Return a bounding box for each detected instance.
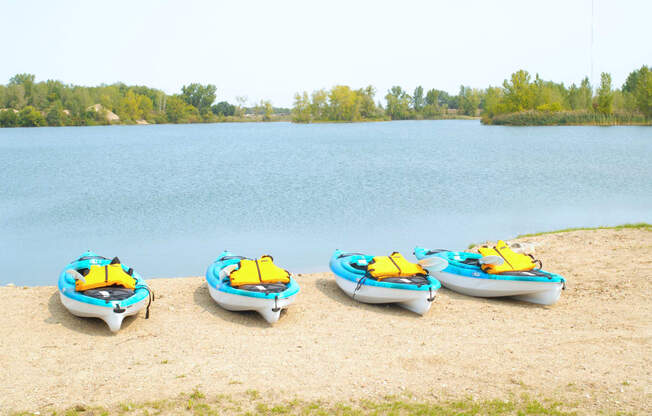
[0,228,650,414]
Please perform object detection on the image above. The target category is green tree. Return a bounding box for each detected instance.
[424,89,439,106]
[212,101,235,116]
[634,67,652,118]
[9,73,35,98]
[18,105,46,127]
[118,90,141,121]
[356,86,379,119]
[292,92,312,123]
[0,109,18,127]
[622,65,648,94]
[137,95,154,120]
[260,100,273,121]
[328,85,359,121]
[385,86,411,120]
[502,70,536,112]
[180,83,216,113]
[310,89,328,120]
[412,86,424,112]
[6,84,26,109]
[596,72,614,115]
[46,102,66,126]
[481,86,504,119]
[458,85,481,115]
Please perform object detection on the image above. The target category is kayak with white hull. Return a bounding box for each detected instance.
[329,250,440,315]
[414,246,565,305]
[58,251,153,333]
[206,251,300,324]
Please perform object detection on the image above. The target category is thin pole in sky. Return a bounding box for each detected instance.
[590,0,595,89]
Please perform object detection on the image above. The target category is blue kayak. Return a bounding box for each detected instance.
[58,251,152,332]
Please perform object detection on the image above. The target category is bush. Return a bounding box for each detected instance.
[18,106,46,127]
[0,109,18,127]
[484,110,650,126]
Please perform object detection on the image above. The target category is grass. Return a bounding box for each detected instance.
[9,391,589,416]
[467,223,651,249]
[516,223,651,238]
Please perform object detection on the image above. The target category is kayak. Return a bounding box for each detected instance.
[414,246,565,305]
[58,251,153,332]
[205,251,300,323]
[329,249,440,315]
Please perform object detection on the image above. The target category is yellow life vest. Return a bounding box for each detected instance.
[477,240,538,274]
[367,252,427,280]
[75,263,136,291]
[229,256,291,287]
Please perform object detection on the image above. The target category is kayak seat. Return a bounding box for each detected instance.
[82,285,135,301]
[379,276,430,286]
[236,283,288,293]
[460,258,480,266]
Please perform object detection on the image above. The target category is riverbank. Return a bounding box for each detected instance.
[1,227,651,415]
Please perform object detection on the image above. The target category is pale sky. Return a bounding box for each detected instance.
[2,0,651,107]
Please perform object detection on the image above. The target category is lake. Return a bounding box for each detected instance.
[1,120,651,285]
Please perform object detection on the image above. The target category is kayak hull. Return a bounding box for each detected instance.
[207,284,297,323]
[330,250,440,315]
[335,274,434,315]
[433,270,564,305]
[58,290,148,332]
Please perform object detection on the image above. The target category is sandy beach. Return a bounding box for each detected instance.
[1,227,650,415]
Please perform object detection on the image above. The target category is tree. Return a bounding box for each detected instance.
[328,85,359,121]
[18,106,46,127]
[292,92,312,123]
[260,100,273,121]
[502,70,536,112]
[481,86,504,119]
[9,73,35,98]
[622,65,648,94]
[180,83,216,113]
[458,85,481,115]
[0,109,18,127]
[596,72,613,115]
[234,96,248,117]
[6,84,26,109]
[356,86,379,119]
[118,90,142,121]
[310,89,328,120]
[634,67,652,118]
[137,95,154,120]
[46,102,66,126]
[385,86,411,120]
[212,101,235,117]
[412,86,424,112]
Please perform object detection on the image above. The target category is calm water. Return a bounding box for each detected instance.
[1,121,651,285]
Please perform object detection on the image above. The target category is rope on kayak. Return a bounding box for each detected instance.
[427,285,435,302]
[352,275,368,300]
[135,284,155,319]
[272,295,280,312]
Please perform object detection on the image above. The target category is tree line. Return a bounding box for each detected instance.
[1,66,650,128]
[0,74,289,127]
[291,65,651,125]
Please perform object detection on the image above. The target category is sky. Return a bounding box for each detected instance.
[2,0,651,107]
